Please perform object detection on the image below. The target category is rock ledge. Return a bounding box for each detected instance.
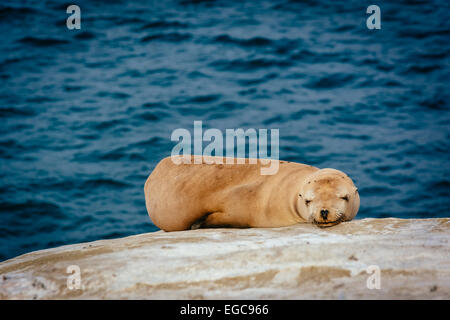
[0,218,449,299]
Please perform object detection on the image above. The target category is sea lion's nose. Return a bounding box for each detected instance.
[320,209,329,220]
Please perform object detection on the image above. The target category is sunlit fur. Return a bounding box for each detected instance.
[297,169,360,228]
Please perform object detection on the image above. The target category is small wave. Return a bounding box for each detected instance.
[179,0,217,6]
[383,100,403,108]
[175,105,213,116]
[291,109,320,119]
[187,71,211,79]
[238,88,257,96]
[355,77,402,88]
[334,133,371,141]
[86,61,117,69]
[0,200,65,219]
[146,68,176,75]
[101,230,128,239]
[213,35,273,47]
[133,136,166,148]
[92,118,126,130]
[82,15,146,26]
[115,17,147,26]
[0,57,22,69]
[327,114,379,126]
[419,94,448,110]
[63,85,86,92]
[397,28,450,40]
[214,101,248,111]
[412,50,448,60]
[74,31,97,40]
[0,5,38,20]
[26,96,57,103]
[170,94,221,105]
[188,94,221,104]
[117,69,145,78]
[359,186,399,196]
[0,106,36,117]
[141,102,168,109]
[290,49,342,64]
[18,36,69,47]
[381,79,403,87]
[272,40,302,55]
[332,24,355,32]
[404,64,441,74]
[263,114,284,125]
[388,174,417,185]
[210,58,292,72]
[428,180,450,196]
[81,178,130,190]
[133,110,170,121]
[375,165,395,173]
[206,111,230,120]
[0,139,27,159]
[304,73,355,89]
[74,150,121,162]
[359,58,396,72]
[237,72,278,86]
[96,91,130,99]
[141,32,192,42]
[140,20,188,30]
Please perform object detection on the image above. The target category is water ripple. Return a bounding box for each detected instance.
[0,0,448,261]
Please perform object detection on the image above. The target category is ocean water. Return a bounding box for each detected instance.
[0,0,449,261]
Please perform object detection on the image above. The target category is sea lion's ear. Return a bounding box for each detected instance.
[354,188,358,194]
[299,194,302,197]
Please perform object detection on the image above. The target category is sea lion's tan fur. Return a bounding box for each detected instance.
[144,156,359,231]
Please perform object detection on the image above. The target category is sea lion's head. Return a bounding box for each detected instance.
[297,168,359,227]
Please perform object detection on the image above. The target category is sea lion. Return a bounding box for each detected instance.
[144,156,359,231]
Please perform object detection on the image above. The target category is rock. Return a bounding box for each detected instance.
[0,218,449,299]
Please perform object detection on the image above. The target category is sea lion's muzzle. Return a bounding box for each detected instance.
[320,209,329,220]
[312,209,346,228]
[314,220,341,228]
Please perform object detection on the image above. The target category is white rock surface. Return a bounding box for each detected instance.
[0,218,449,299]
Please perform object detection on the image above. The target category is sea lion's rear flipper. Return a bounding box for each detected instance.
[194,211,249,229]
[190,211,234,229]
[190,212,215,230]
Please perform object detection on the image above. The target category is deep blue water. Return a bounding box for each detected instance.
[0,0,449,261]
